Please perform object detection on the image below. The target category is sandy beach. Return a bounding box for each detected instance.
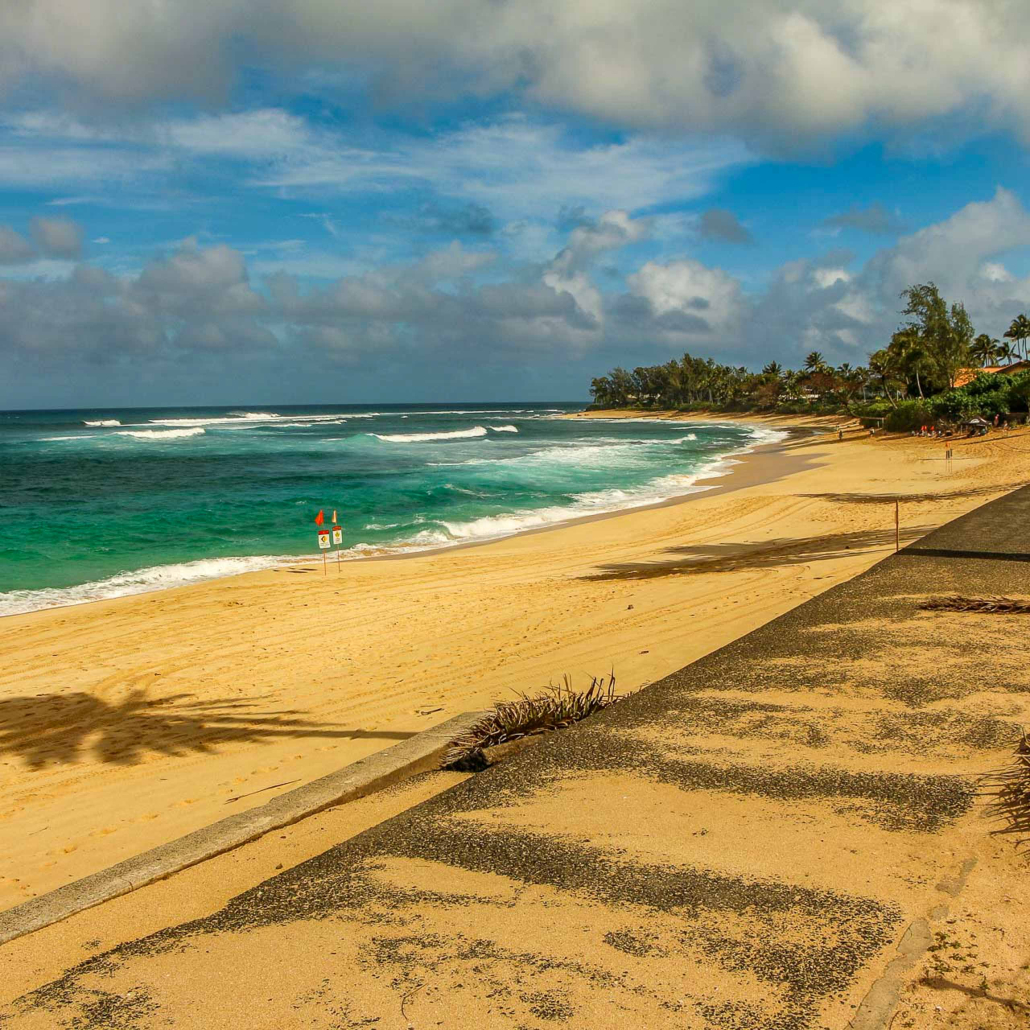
[3,413,1030,911]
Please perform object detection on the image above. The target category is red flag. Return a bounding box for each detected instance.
[314,509,325,526]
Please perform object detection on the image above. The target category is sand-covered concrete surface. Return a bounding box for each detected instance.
[2,477,1029,1029]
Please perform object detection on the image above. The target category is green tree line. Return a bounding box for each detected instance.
[589,283,1030,429]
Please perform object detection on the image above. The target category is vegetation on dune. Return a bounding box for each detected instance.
[588,282,1030,427]
[441,674,620,771]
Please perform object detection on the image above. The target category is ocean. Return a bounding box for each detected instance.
[0,404,783,616]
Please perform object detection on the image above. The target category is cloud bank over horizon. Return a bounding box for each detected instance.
[1,1,1029,407]
[6,187,1030,407]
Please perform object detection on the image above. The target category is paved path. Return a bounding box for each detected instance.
[4,487,1030,1029]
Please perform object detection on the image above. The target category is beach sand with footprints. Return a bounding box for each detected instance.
[1,422,1029,1027]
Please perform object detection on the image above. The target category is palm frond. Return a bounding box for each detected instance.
[442,673,620,771]
[983,731,1030,843]
[921,595,1030,614]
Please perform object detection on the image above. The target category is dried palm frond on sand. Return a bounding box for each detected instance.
[984,731,1030,843]
[442,674,620,771]
[921,595,1030,614]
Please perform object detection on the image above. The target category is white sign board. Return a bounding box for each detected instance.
[317,529,331,549]
[332,526,343,546]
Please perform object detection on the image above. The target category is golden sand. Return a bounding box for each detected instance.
[2,413,1029,912]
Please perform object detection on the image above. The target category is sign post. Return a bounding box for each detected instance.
[332,509,343,572]
[317,526,331,574]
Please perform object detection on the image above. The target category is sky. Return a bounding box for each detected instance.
[2,1,1030,408]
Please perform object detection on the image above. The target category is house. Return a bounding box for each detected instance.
[952,360,1030,388]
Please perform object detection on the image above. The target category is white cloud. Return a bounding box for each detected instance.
[5,189,1030,403]
[0,224,34,265]
[980,261,1013,283]
[30,215,83,258]
[813,267,850,288]
[3,2,1030,145]
[627,258,744,337]
[249,116,752,221]
[0,108,750,225]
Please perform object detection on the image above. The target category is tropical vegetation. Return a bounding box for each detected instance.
[588,282,1030,432]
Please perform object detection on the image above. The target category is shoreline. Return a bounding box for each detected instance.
[0,419,812,620]
[4,422,1029,909]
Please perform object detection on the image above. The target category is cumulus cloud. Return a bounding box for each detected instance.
[625,258,745,339]
[698,208,753,244]
[3,2,1030,146]
[30,215,83,258]
[5,189,1030,405]
[745,188,1030,365]
[0,225,35,264]
[823,202,903,235]
[543,210,651,332]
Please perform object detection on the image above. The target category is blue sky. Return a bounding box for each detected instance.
[2,1,1030,408]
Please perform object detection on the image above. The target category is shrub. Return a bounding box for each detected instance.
[884,400,932,432]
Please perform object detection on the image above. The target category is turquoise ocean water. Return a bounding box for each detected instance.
[0,404,784,616]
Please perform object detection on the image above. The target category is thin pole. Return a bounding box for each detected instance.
[323,551,327,576]
[895,500,900,553]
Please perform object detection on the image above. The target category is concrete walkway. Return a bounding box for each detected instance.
[4,487,1030,1029]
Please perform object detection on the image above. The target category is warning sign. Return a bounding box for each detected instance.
[317,528,331,549]
[332,525,343,546]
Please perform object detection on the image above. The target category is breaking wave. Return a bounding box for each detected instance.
[372,426,488,443]
[116,428,206,441]
[0,554,294,618]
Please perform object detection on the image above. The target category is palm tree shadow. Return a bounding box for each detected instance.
[0,691,413,768]
[585,525,934,581]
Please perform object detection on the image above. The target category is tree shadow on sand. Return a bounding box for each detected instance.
[0,691,413,769]
[584,525,934,581]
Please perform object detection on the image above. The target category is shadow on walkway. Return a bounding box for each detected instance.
[0,690,412,769]
[585,525,931,581]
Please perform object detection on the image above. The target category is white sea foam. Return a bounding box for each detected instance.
[488,425,519,433]
[430,460,730,544]
[115,427,206,441]
[273,419,348,428]
[0,555,295,618]
[346,427,784,555]
[83,419,121,427]
[143,412,349,428]
[372,426,488,443]
[44,427,206,442]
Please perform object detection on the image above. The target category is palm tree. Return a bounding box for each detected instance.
[803,351,827,373]
[762,361,783,379]
[1004,316,1030,361]
[997,340,1016,365]
[890,326,930,398]
[971,333,1000,368]
[1019,315,1030,360]
[868,348,904,408]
